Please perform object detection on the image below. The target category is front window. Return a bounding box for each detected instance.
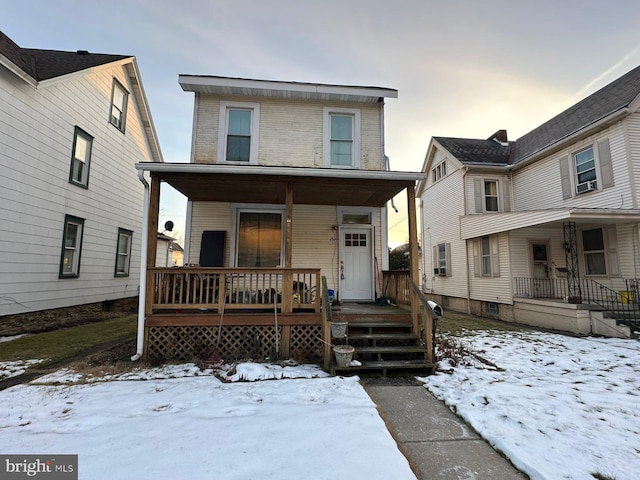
[582,228,606,275]
[236,211,283,267]
[60,215,84,278]
[574,146,597,193]
[481,236,491,276]
[330,114,354,166]
[484,180,499,212]
[69,127,93,187]
[218,101,260,164]
[115,228,133,276]
[226,109,252,162]
[110,79,128,132]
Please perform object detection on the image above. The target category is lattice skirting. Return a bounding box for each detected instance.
[146,324,324,365]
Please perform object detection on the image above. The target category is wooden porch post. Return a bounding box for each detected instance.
[407,184,420,334]
[145,174,160,315]
[282,182,294,314]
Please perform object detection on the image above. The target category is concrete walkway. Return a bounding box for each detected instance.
[364,382,528,480]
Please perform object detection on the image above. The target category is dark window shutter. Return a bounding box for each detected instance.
[598,138,614,189]
[474,178,482,213]
[199,231,226,267]
[559,156,571,200]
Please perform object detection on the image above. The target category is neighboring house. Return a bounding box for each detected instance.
[171,242,184,267]
[133,75,425,363]
[419,65,640,338]
[156,233,175,267]
[0,31,162,327]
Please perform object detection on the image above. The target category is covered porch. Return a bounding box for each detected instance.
[133,163,429,370]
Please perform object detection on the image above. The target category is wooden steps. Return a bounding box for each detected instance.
[330,319,435,377]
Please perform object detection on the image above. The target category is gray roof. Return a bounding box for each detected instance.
[514,64,640,163]
[434,137,513,166]
[0,30,130,81]
[435,65,640,168]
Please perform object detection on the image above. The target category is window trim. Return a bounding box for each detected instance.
[433,242,451,277]
[217,101,261,165]
[115,228,133,277]
[230,204,285,267]
[581,227,607,276]
[59,215,85,278]
[483,179,499,212]
[323,107,361,168]
[69,126,93,188]
[109,78,129,133]
[473,235,500,278]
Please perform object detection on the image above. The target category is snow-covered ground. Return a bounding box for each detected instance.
[421,330,640,480]
[0,363,416,480]
[1,329,638,480]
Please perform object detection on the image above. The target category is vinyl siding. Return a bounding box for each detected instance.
[188,202,384,295]
[421,157,467,298]
[513,123,632,211]
[192,95,383,170]
[0,63,154,316]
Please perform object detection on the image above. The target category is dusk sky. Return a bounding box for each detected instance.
[3,0,640,246]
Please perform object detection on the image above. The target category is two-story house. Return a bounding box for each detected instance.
[419,65,640,338]
[0,31,162,332]
[133,75,426,367]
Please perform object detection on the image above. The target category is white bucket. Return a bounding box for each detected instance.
[333,345,355,367]
[331,322,348,338]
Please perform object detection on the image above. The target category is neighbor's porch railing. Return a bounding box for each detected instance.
[148,267,320,314]
[513,277,640,327]
[382,270,411,305]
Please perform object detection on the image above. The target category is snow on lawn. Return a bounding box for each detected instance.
[0,359,43,380]
[421,330,640,480]
[0,364,416,480]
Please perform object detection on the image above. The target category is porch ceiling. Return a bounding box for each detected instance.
[460,207,640,240]
[136,163,424,207]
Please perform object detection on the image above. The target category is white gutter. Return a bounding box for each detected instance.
[131,170,150,361]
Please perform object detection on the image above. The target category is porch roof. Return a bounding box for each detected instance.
[135,162,425,207]
[460,207,640,240]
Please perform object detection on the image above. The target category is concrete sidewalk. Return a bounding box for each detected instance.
[364,382,528,480]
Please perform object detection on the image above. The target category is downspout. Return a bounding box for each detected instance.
[131,169,150,361]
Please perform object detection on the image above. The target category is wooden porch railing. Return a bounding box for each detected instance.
[382,270,411,305]
[408,278,438,363]
[148,267,321,314]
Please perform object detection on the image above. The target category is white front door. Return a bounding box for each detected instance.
[340,228,373,300]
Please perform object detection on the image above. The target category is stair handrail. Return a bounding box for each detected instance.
[321,276,332,371]
[581,278,637,326]
[408,278,437,363]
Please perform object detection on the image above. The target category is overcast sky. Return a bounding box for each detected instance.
[3,0,640,246]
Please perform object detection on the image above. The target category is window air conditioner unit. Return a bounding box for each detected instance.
[576,180,597,194]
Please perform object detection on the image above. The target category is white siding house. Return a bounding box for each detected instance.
[0,31,162,328]
[419,67,640,338]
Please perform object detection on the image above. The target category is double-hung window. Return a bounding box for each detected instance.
[481,236,492,276]
[433,242,451,276]
[69,127,93,187]
[218,101,260,164]
[60,215,85,278]
[110,79,128,132]
[473,235,500,277]
[574,146,597,193]
[115,228,133,276]
[323,107,360,168]
[484,180,499,212]
[582,228,606,275]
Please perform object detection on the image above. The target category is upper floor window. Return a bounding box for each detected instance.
[432,161,447,182]
[60,215,85,278]
[218,101,260,164]
[574,146,597,194]
[110,79,129,132]
[115,228,133,277]
[323,107,360,168]
[70,127,93,187]
[484,180,499,212]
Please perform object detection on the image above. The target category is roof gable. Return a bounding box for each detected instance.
[434,137,513,166]
[0,30,130,82]
[514,65,640,163]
